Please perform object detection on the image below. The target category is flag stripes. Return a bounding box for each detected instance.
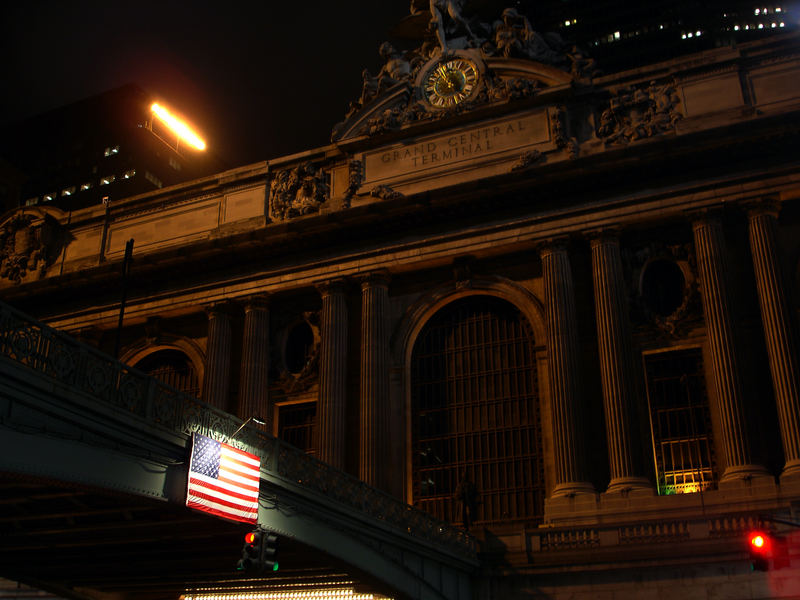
[186,432,260,524]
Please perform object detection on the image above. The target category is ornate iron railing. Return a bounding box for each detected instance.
[0,300,476,558]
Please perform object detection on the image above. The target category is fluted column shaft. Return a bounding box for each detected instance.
[202,303,233,411]
[317,280,349,470]
[590,233,651,491]
[540,241,595,496]
[239,296,270,427]
[692,213,765,481]
[360,272,390,488]
[747,202,800,478]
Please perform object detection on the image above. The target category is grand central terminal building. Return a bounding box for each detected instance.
[2,3,800,599]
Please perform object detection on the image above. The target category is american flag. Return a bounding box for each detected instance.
[186,433,260,524]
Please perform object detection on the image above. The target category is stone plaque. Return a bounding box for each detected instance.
[364,111,549,184]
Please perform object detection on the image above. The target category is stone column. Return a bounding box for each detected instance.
[746,201,800,479]
[691,211,768,482]
[239,295,270,427]
[540,240,595,497]
[316,279,349,470]
[360,272,390,488]
[202,303,234,411]
[590,232,652,492]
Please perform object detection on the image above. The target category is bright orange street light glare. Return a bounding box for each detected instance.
[150,103,207,151]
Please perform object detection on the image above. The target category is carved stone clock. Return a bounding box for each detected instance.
[423,58,480,108]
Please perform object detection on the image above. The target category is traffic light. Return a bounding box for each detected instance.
[263,532,279,572]
[236,529,279,573]
[237,529,263,573]
[748,530,771,571]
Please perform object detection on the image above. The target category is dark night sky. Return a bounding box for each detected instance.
[0,1,411,168]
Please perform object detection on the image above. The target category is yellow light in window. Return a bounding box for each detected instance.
[151,103,207,151]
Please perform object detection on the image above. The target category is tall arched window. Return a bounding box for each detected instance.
[135,349,200,398]
[411,295,544,527]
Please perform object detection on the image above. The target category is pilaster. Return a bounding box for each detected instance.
[540,240,596,498]
[239,295,270,427]
[359,271,391,489]
[690,211,769,484]
[202,302,235,412]
[746,200,800,480]
[589,231,652,493]
[316,279,349,470]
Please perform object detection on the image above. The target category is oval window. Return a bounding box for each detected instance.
[285,321,314,374]
[641,259,685,317]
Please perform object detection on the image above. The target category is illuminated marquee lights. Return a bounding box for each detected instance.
[150,103,207,151]
[181,589,384,600]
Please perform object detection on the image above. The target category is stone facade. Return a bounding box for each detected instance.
[3,19,800,600]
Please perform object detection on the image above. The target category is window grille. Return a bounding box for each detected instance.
[278,402,317,455]
[644,348,717,494]
[136,349,200,398]
[411,296,544,527]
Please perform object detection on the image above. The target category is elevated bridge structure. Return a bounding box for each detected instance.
[0,300,477,600]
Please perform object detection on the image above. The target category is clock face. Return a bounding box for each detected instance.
[424,59,479,108]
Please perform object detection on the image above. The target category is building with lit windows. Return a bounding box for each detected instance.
[2,3,800,600]
[0,84,224,213]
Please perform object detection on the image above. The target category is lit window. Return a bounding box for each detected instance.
[776,6,782,12]
[145,171,163,188]
[122,169,136,179]
[780,21,785,27]
[43,193,55,202]
[104,145,120,157]
[614,30,621,39]
[564,19,571,26]
[696,30,701,36]
[61,186,75,197]
[687,32,693,37]
[734,24,740,30]
[771,22,777,27]
[24,197,38,206]
[168,156,182,171]
[645,348,717,495]
[759,23,764,28]
[100,175,116,186]
[755,8,760,14]
[682,32,687,39]
[80,182,92,191]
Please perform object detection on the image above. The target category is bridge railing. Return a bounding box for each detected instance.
[0,300,477,558]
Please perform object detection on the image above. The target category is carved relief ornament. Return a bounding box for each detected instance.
[269,162,330,221]
[0,213,61,284]
[597,81,683,146]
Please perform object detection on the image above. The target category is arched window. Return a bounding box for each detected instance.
[411,295,544,527]
[135,349,200,398]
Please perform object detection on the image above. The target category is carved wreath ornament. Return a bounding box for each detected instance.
[597,81,683,145]
[269,162,330,221]
[0,215,50,284]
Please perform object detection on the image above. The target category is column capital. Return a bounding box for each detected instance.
[359,270,391,290]
[537,236,571,257]
[742,197,781,220]
[315,277,349,297]
[586,227,622,246]
[242,294,270,313]
[205,301,238,319]
[686,206,724,228]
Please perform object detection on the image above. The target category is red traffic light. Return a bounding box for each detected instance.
[748,530,772,571]
[245,531,257,544]
[749,531,771,553]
